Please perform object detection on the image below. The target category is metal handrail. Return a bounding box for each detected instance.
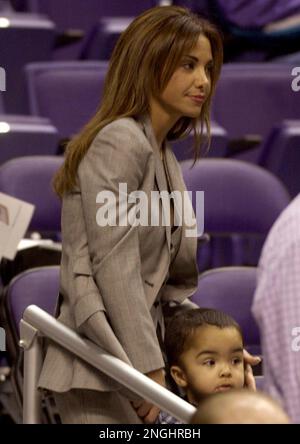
[21,305,196,424]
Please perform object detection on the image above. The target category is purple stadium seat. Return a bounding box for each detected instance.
[26,0,156,27]
[24,0,157,59]
[0,266,60,422]
[0,1,13,11]
[192,266,261,355]
[0,115,59,164]
[4,266,59,336]
[25,61,108,138]
[171,120,228,161]
[181,158,290,268]
[258,120,300,198]
[182,158,290,234]
[0,11,55,113]
[0,156,63,235]
[211,64,300,146]
[80,16,134,60]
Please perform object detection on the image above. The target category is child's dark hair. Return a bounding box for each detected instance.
[165,308,244,367]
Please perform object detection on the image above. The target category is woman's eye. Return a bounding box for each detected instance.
[205,64,213,75]
[232,358,242,365]
[183,63,194,70]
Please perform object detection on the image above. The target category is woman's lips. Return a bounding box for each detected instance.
[189,95,206,105]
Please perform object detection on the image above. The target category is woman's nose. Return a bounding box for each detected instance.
[194,67,209,89]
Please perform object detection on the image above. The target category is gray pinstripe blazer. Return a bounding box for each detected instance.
[38,114,198,394]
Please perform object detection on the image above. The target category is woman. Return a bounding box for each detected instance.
[39,5,227,424]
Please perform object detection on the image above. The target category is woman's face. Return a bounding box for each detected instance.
[158,35,213,121]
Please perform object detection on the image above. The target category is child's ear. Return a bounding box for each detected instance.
[170,365,188,388]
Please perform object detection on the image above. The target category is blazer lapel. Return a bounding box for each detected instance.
[164,142,199,283]
[163,144,185,233]
[139,114,171,252]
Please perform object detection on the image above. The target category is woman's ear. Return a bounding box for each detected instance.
[170,365,188,388]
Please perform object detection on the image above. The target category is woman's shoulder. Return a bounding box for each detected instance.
[81,116,153,171]
[97,116,147,144]
[86,116,153,161]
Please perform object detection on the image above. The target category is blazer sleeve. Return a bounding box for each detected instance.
[78,121,165,374]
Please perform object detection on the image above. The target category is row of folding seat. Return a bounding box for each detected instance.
[0,154,291,273]
[22,62,300,143]
[1,2,300,113]
[1,61,300,196]
[0,1,166,113]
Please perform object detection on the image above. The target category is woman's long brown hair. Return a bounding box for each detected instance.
[54,5,223,197]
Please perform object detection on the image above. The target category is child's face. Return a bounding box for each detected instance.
[171,325,245,405]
